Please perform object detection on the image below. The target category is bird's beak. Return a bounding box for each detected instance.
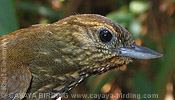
[118,45,163,59]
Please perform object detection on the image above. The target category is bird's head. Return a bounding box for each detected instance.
[51,14,163,75]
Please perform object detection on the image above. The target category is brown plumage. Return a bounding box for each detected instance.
[0,14,162,100]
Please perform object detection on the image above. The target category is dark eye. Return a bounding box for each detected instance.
[99,30,113,42]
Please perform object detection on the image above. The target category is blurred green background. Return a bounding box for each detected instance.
[0,0,174,100]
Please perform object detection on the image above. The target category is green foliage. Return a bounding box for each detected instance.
[88,71,120,94]
[107,10,142,38]
[133,72,153,100]
[107,11,135,27]
[154,32,175,99]
[0,0,19,36]
[16,1,61,20]
[129,1,150,14]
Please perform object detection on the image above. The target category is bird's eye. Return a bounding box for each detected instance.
[99,30,113,42]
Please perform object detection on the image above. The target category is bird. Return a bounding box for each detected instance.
[0,14,163,100]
